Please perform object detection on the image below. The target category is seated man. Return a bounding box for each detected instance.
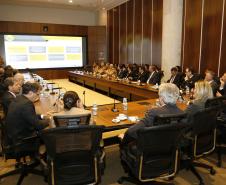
[183,67,201,89]
[146,65,160,84]
[167,67,183,88]
[137,66,149,83]
[204,70,219,96]
[217,72,226,97]
[1,77,21,116]
[121,83,183,145]
[6,82,49,145]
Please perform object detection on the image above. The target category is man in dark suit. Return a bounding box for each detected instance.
[117,64,128,79]
[121,83,183,145]
[167,67,183,88]
[205,70,219,96]
[183,67,201,89]
[217,72,226,97]
[1,77,21,116]
[6,82,49,145]
[146,65,160,84]
[137,66,149,83]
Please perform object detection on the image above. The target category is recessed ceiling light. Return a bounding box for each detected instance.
[102,7,106,10]
[69,0,73,3]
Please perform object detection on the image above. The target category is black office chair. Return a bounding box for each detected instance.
[0,117,44,185]
[40,125,105,185]
[153,112,187,126]
[118,122,188,185]
[53,113,91,127]
[205,96,226,167]
[182,107,219,185]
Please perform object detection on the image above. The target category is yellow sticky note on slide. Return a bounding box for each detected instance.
[29,55,47,61]
[48,47,64,53]
[7,46,27,54]
[67,54,81,60]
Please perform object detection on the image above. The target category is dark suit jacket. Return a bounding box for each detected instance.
[118,69,128,79]
[210,80,219,96]
[147,71,160,84]
[6,95,48,144]
[122,104,183,145]
[185,99,206,125]
[137,71,149,83]
[167,74,183,88]
[184,74,201,89]
[219,84,226,96]
[1,91,15,116]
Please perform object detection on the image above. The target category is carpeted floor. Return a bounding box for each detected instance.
[1,145,226,185]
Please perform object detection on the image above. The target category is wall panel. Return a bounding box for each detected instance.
[182,0,226,76]
[107,0,163,66]
[107,10,114,64]
[200,0,223,74]
[113,7,120,64]
[119,3,127,64]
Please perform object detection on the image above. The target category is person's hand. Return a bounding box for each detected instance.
[216,91,222,97]
[220,78,225,88]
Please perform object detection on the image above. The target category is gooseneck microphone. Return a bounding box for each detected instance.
[83,90,87,109]
[111,96,119,112]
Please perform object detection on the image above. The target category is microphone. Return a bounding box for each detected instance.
[111,96,119,112]
[83,90,87,109]
[50,87,62,95]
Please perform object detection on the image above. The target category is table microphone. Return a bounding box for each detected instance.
[83,90,87,109]
[111,98,119,112]
[50,87,62,95]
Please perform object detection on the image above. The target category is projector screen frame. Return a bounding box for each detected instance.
[2,33,88,70]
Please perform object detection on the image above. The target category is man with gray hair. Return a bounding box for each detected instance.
[122,83,184,145]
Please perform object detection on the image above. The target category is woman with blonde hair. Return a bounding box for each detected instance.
[186,80,213,116]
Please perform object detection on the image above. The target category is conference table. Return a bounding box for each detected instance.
[35,94,188,139]
[68,71,159,101]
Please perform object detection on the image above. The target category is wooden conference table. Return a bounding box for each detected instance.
[68,71,159,101]
[35,95,187,138]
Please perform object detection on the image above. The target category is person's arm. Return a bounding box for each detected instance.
[139,109,156,127]
[21,101,49,131]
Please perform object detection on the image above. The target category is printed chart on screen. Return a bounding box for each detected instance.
[4,35,84,69]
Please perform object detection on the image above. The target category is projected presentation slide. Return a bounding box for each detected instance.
[4,35,84,69]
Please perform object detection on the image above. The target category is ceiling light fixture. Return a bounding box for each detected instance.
[69,0,73,3]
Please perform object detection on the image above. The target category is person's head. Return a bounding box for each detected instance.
[170,67,178,76]
[149,65,157,73]
[4,77,21,94]
[100,62,105,67]
[144,64,149,71]
[176,66,182,72]
[63,91,81,110]
[22,82,41,102]
[14,73,25,86]
[205,70,215,82]
[139,66,145,73]
[221,72,226,83]
[185,67,194,78]
[158,83,179,105]
[193,81,213,101]
[0,67,4,75]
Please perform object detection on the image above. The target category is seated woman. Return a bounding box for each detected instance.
[185,81,213,122]
[52,91,91,125]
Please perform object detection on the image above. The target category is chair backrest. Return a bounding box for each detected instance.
[153,113,187,126]
[191,107,219,157]
[205,96,225,109]
[40,125,104,185]
[0,117,39,160]
[135,123,188,180]
[53,113,91,127]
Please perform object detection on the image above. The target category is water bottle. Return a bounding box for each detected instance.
[92,103,98,116]
[122,98,128,111]
[185,86,190,95]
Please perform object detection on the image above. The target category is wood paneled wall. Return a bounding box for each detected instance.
[107,0,163,66]
[182,0,226,76]
[0,21,106,79]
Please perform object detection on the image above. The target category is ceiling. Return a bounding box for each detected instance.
[0,0,129,11]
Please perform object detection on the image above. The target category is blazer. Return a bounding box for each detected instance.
[184,74,201,89]
[185,99,206,124]
[210,80,219,96]
[118,69,128,79]
[6,95,49,144]
[147,71,160,85]
[137,71,149,83]
[1,91,16,116]
[219,84,226,96]
[122,104,183,145]
[167,73,183,88]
